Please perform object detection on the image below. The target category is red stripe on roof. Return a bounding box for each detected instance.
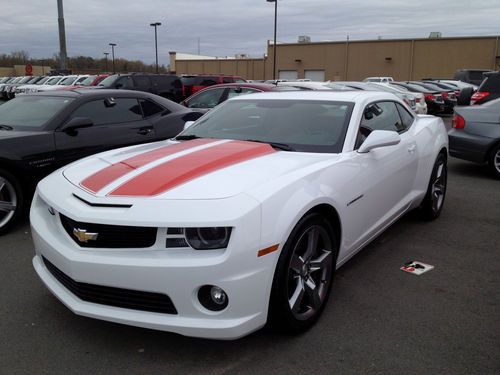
[80,138,216,193]
[108,140,276,197]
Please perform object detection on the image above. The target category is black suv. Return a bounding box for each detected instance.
[453,69,493,86]
[96,73,183,102]
[471,71,500,105]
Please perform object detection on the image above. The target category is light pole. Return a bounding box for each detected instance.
[267,0,278,80]
[103,52,109,73]
[150,22,162,73]
[109,43,117,73]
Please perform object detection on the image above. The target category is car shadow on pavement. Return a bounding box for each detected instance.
[448,159,496,180]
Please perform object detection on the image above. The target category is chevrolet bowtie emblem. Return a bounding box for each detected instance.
[73,228,99,243]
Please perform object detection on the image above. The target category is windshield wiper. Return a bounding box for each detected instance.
[0,125,13,130]
[175,134,200,140]
[245,139,295,151]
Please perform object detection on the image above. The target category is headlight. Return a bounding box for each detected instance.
[185,227,232,250]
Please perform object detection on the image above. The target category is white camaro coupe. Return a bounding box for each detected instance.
[31,91,448,339]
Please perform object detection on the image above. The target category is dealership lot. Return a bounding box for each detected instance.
[0,117,498,374]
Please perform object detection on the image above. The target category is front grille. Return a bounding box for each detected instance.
[43,257,177,314]
[60,214,157,248]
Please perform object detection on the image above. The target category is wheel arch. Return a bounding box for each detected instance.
[485,139,500,162]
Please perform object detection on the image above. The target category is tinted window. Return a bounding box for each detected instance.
[223,77,233,84]
[0,96,74,128]
[186,88,225,108]
[181,99,354,153]
[70,98,142,125]
[361,101,405,133]
[227,87,260,99]
[140,99,166,117]
[116,76,133,89]
[235,78,246,83]
[396,103,414,129]
[134,76,150,88]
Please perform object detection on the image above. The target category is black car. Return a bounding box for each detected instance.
[390,82,445,114]
[411,81,457,114]
[96,74,183,103]
[471,72,500,105]
[449,98,500,179]
[0,89,202,234]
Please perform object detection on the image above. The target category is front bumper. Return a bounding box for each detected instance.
[31,188,278,340]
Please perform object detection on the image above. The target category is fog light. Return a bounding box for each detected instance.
[198,285,228,311]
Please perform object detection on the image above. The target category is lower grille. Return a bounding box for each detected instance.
[43,257,177,314]
[60,214,157,248]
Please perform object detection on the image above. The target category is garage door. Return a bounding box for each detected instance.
[305,70,325,82]
[279,70,298,80]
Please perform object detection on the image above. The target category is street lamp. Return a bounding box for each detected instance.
[103,52,109,73]
[267,0,277,80]
[150,22,162,73]
[109,43,117,73]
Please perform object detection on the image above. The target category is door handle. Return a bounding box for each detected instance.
[407,144,416,153]
[137,127,152,135]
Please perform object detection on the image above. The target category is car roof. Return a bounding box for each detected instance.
[196,82,277,91]
[23,89,157,99]
[227,90,395,102]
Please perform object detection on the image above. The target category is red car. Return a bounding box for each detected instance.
[63,74,110,90]
[181,82,300,113]
[181,75,247,98]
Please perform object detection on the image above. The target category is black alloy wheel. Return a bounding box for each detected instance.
[269,212,337,333]
[421,153,447,220]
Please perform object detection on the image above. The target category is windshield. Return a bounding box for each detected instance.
[18,76,33,84]
[46,77,62,85]
[59,76,78,86]
[98,75,119,87]
[179,99,354,153]
[79,76,96,86]
[0,96,74,129]
[36,77,50,85]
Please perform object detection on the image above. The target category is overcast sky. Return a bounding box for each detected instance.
[1,0,499,64]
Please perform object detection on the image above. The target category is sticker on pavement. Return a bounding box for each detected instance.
[400,261,434,275]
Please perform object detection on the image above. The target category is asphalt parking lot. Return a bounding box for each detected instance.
[0,117,499,374]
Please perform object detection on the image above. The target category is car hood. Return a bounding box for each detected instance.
[63,138,334,200]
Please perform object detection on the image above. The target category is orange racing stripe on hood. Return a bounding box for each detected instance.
[80,138,216,193]
[108,140,276,197]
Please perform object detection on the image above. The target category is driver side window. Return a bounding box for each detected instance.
[355,101,405,150]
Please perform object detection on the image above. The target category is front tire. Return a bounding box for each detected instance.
[421,153,447,220]
[268,213,337,333]
[0,169,23,235]
[487,144,500,179]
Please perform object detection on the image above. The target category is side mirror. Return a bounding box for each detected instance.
[60,117,94,132]
[183,121,195,130]
[358,130,401,154]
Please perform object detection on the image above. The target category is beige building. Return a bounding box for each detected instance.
[171,35,500,81]
[0,65,52,77]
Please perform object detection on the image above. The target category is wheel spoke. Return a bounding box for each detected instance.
[304,227,319,261]
[0,201,16,212]
[309,250,332,273]
[289,277,305,313]
[290,254,305,274]
[436,163,444,179]
[304,277,322,310]
[0,177,6,192]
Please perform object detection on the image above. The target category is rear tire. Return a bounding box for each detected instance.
[487,144,500,179]
[0,168,23,235]
[268,213,337,333]
[421,153,447,220]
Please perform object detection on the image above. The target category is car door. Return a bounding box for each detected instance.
[184,87,227,113]
[54,97,156,167]
[139,98,185,139]
[341,101,418,253]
